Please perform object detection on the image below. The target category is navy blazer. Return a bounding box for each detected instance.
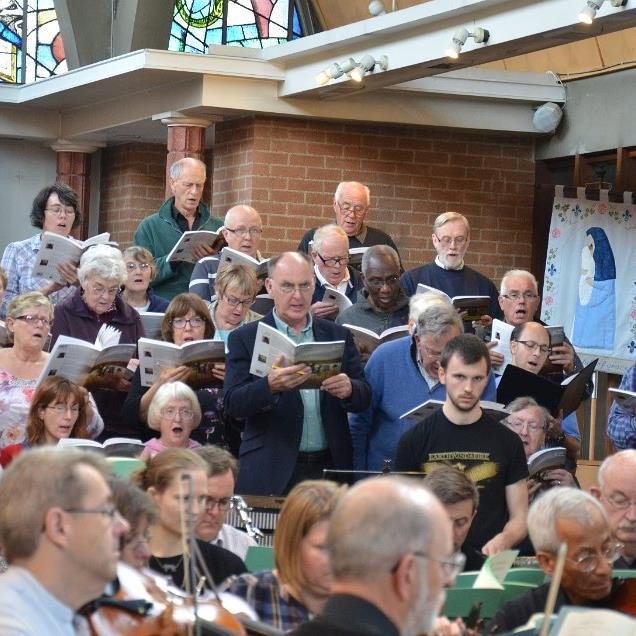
[224,312,371,495]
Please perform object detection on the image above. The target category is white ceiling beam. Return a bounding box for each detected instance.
[274,0,636,97]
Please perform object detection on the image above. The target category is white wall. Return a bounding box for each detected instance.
[0,140,57,253]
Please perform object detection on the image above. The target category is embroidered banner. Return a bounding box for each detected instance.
[541,190,636,374]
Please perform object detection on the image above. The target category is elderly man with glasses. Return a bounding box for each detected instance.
[487,488,633,633]
[591,449,636,570]
[297,181,401,265]
[190,204,266,302]
[401,212,502,333]
[309,224,362,320]
[224,252,370,496]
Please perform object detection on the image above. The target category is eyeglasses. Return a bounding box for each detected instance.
[171,317,205,329]
[501,292,540,302]
[514,339,551,354]
[47,404,81,416]
[365,275,400,290]
[395,551,465,583]
[88,285,120,297]
[222,294,255,309]
[277,282,313,295]
[204,497,232,512]
[336,201,368,216]
[503,416,545,432]
[435,235,467,246]
[564,541,624,573]
[419,343,442,359]
[316,252,349,267]
[225,227,263,238]
[161,407,195,421]
[64,507,123,522]
[126,262,151,271]
[14,315,52,327]
[45,206,75,217]
[605,493,636,511]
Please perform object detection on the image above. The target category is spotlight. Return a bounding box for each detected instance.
[349,54,388,82]
[368,0,387,16]
[445,27,490,59]
[315,58,356,85]
[532,102,563,133]
[578,0,627,24]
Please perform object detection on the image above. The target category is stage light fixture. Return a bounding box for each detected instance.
[578,0,627,24]
[349,54,389,82]
[445,27,490,59]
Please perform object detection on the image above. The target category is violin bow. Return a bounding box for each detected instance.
[539,542,567,636]
[180,472,202,636]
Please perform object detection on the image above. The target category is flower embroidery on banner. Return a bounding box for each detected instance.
[572,204,582,217]
[597,203,608,215]
[551,228,561,239]
[623,209,632,222]
[544,296,554,307]
[628,341,636,354]
[547,264,557,276]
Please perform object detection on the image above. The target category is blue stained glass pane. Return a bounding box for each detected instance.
[205,28,223,45]
[36,43,54,69]
[292,6,302,38]
[170,0,308,52]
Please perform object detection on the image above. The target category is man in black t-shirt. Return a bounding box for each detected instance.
[395,334,528,555]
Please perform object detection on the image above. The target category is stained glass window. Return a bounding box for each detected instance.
[170,0,306,54]
[0,0,66,84]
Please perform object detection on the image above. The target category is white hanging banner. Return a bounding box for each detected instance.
[541,192,636,374]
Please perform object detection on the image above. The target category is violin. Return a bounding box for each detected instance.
[84,562,246,635]
[607,577,636,617]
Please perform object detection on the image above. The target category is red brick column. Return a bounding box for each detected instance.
[51,140,104,240]
[158,114,212,199]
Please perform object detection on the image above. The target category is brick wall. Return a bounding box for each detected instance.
[100,116,535,283]
[213,116,535,282]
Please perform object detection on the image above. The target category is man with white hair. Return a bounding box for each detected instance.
[0,448,129,634]
[297,181,400,260]
[401,212,501,331]
[309,224,362,320]
[135,157,223,300]
[591,449,636,569]
[290,475,460,636]
[494,269,580,378]
[350,294,497,472]
[189,203,265,301]
[487,488,629,633]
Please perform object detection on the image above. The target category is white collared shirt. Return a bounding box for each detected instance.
[314,263,350,296]
[435,255,464,271]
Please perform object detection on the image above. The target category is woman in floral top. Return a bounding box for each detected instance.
[0,291,103,450]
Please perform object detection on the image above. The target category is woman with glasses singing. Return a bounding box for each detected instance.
[0,292,103,450]
[0,376,91,467]
[221,480,346,632]
[141,381,202,459]
[134,448,246,590]
[121,246,169,313]
[122,293,231,449]
[0,184,82,318]
[208,264,261,345]
[50,245,144,439]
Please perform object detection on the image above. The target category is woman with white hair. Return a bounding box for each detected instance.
[50,244,144,439]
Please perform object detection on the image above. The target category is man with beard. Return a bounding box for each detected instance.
[336,245,409,334]
[395,334,528,556]
[400,212,501,332]
[0,448,129,634]
[591,450,636,569]
[290,475,459,636]
[487,488,634,633]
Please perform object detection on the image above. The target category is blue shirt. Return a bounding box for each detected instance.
[272,310,327,452]
[0,234,75,317]
[607,364,636,449]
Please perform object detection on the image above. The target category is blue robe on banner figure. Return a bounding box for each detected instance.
[572,226,616,350]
